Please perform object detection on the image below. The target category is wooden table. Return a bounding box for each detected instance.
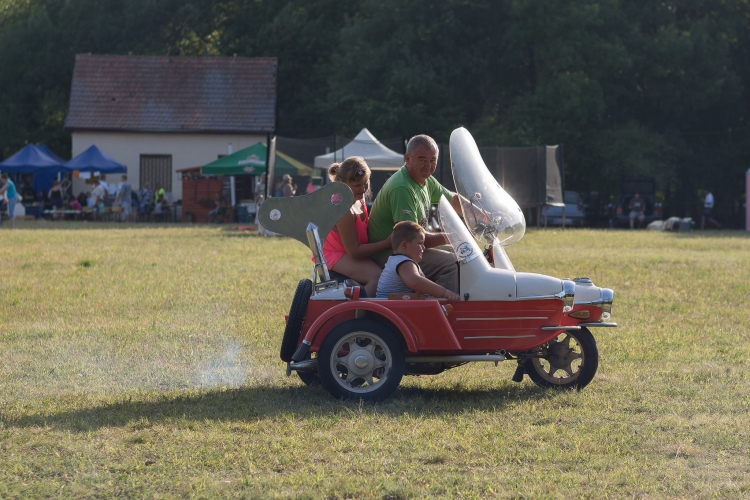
[43,209,83,220]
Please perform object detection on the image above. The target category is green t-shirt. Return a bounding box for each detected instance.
[368,166,452,255]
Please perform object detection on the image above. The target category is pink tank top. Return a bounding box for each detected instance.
[315,204,369,269]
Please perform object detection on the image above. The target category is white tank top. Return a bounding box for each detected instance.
[376,254,425,298]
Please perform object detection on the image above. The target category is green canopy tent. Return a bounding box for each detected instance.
[200,142,313,177]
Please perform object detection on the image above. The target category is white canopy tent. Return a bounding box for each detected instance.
[314,128,404,171]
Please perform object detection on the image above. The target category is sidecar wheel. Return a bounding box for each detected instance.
[525,327,598,390]
[318,320,404,401]
[280,279,312,362]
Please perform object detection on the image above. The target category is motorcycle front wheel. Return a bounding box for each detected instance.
[524,327,598,390]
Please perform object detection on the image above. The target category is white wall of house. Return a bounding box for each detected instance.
[70,131,266,201]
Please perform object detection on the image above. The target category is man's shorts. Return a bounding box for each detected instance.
[629,210,644,220]
[7,196,17,218]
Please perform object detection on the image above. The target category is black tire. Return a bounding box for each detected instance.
[318,319,404,401]
[525,327,598,390]
[295,352,321,386]
[297,370,321,386]
[280,279,312,362]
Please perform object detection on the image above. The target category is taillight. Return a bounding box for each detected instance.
[578,203,582,212]
[616,207,622,214]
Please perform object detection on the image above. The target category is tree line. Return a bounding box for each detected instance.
[1,0,748,223]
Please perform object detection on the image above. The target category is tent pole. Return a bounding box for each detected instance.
[264,133,271,199]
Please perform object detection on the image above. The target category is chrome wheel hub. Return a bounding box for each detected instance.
[353,353,371,370]
[533,332,583,384]
[330,332,392,393]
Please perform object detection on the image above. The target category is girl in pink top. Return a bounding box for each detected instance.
[324,157,392,297]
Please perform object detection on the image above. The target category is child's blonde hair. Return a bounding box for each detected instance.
[328,156,370,184]
[391,221,424,252]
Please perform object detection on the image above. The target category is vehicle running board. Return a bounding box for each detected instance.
[578,322,618,328]
[404,354,505,363]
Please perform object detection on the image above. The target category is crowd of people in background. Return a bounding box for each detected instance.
[68,174,168,222]
[0,173,172,224]
[0,169,310,227]
[0,167,736,230]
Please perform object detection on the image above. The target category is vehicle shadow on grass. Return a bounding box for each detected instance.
[6,382,548,433]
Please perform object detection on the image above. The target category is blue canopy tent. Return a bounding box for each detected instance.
[35,145,69,195]
[37,144,67,164]
[0,144,67,195]
[63,145,126,173]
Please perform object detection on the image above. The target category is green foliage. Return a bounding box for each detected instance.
[323,0,494,141]
[214,0,361,136]
[1,0,749,214]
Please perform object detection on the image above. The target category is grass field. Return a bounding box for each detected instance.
[1,220,749,499]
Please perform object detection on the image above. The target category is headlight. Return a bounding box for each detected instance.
[560,280,576,313]
[597,289,614,319]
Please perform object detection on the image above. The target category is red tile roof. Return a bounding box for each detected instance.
[65,54,277,133]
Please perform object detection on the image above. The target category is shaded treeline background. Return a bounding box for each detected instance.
[1,0,749,221]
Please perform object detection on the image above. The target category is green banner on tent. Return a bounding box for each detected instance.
[201,142,313,177]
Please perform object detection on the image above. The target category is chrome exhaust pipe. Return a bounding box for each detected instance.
[286,358,318,376]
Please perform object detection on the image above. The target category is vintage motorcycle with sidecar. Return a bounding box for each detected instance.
[259,127,616,401]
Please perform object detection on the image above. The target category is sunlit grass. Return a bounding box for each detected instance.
[1,221,749,498]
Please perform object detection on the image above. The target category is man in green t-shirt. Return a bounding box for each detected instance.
[368,135,463,293]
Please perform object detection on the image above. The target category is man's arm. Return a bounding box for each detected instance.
[398,261,459,302]
[424,231,449,248]
[449,194,462,215]
[389,186,450,248]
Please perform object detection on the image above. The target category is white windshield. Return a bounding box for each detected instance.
[438,196,486,266]
[449,127,526,246]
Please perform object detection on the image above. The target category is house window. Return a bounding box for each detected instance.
[140,155,172,191]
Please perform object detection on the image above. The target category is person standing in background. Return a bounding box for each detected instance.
[0,173,19,228]
[138,182,153,220]
[701,189,722,230]
[116,175,133,222]
[98,174,110,206]
[48,180,64,220]
[106,177,117,202]
[273,177,283,197]
[254,174,266,206]
[281,174,296,197]
[153,184,166,206]
[628,193,646,229]
[0,176,5,226]
[89,180,105,208]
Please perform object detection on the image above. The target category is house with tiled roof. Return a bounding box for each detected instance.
[65,53,277,202]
